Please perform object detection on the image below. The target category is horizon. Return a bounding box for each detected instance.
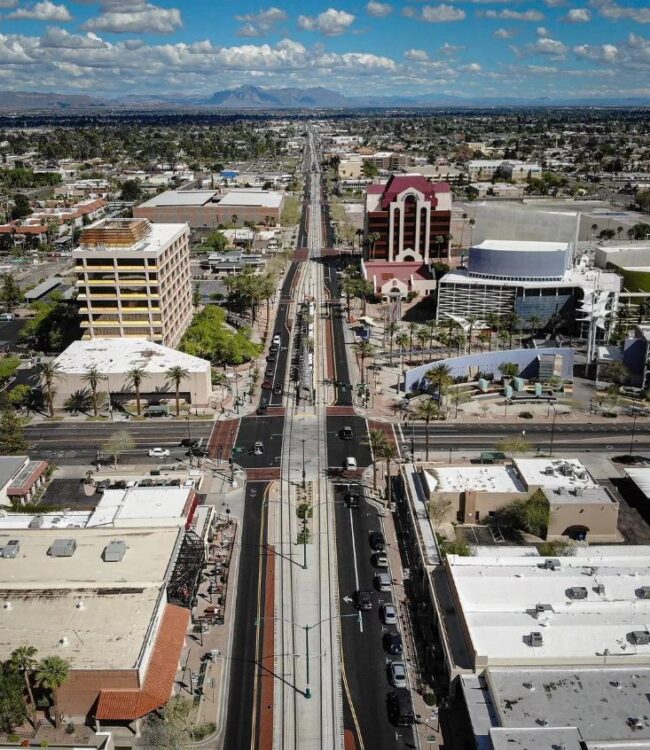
[0,0,646,100]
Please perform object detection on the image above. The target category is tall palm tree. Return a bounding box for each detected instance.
[81,365,103,417]
[165,365,189,416]
[126,366,147,416]
[477,329,491,351]
[527,315,542,338]
[503,311,521,349]
[415,327,429,363]
[464,315,479,354]
[363,427,388,489]
[395,332,409,354]
[385,320,399,363]
[36,656,70,729]
[375,440,399,506]
[485,312,501,352]
[38,361,61,418]
[424,320,438,352]
[414,397,441,461]
[10,646,38,728]
[425,363,453,401]
[352,341,374,383]
[407,321,418,353]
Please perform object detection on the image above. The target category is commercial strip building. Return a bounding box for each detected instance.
[468,160,542,183]
[52,338,211,410]
[0,455,48,506]
[73,218,192,348]
[134,188,285,228]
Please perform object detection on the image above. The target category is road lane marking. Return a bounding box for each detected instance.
[347,506,363,633]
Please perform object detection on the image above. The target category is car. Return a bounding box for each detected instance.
[267,353,277,362]
[253,441,264,455]
[343,456,357,470]
[387,689,415,726]
[273,385,283,395]
[0,313,15,321]
[265,367,274,377]
[387,661,407,688]
[187,445,209,457]
[272,333,282,346]
[261,381,272,390]
[372,552,389,569]
[256,402,268,415]
[379,603,397,625]
[374,573,391,592]
[340,426,353,440]
[344,490,361,508]
[382,632,403,655]
[369,531,386,552]
[353,589,372,611]
[179,438,198,448]
[148,447,170,458]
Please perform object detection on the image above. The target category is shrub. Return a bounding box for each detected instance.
[603,411,617,418]
[191,723,217,741]
[423,692,437,706]
[538,540,571,556]
[519,411,533,419]
[493,489,550,540]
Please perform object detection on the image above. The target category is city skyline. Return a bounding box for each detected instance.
[0,0,647,100]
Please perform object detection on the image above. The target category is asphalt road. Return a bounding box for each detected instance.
[323,257,353,406]
[222,480,269,750]
[25,419,213,464]
[326,414,373,470]
[233,415,285,469]
[334,483,415,749]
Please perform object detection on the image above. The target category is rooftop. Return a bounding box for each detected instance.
[472,240,569,253]
[87,485,193,527]
[138,189,218,207]
[489,727,583,750]
[0,456,26,489]
[447,549,650,666]
[53,338,210,375]
[75,219,186,255]
[440,266,621,292]
[427,466,524,494]
[514,459,597,492]
[217,189,283,209]
[625,468,650,500]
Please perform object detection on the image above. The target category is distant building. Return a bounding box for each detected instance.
[468,159,542,183]
[361,259,436,300]
[0,455,48,506]
[364,174,452,263]
[74,218,192,348]
[467,183,525,200]
[134,188,284,228]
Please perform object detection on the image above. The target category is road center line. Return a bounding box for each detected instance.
[348,506,363,634]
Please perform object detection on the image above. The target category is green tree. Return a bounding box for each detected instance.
[498,361,520,380]
[119,179,142,202]
[361,160,379,179]
[352,340,374,383]
[415,326,429,362]
[603,360,628,386]
[0,355,20,385]
[414,397,442,460]
[35,656,69,729]
[0,273,22,312]
[38,360,61,418]
[425,363,453,399]
[375,439,399,506]
[204,230,228,252]
[11,193,32,220]
[102,430,135,467]
[81,365,104,417]
[0,665,29,733]
[180,306,261,365]
[136,695,192,749]
[126,366,147,417]
[9,646,38,728]
[166,365,189,416]
[0,408,27,454]
[8,384,32,410]
[19,297,81,353]
[363,427,388,490]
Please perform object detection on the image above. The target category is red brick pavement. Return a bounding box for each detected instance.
[207,418,239,460]
[326,405,356,417]
[257,544,275,750]
[293,248,309,261]
[246,467,282,481]
[367,419,397,448]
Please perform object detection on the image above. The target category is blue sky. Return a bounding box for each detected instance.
[0,0,648,98]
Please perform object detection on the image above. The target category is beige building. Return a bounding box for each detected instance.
[52,338,212,410]
[74,218,192,349]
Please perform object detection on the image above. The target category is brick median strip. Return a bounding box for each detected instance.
[257,545,275,750]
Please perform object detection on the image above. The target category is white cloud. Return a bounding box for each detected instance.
[366,1,392,17]
[537,26,550,36]
[461,62,482,71]
[574,42,618,61]
[0,0,17,7]
[482,9,545,20]
[40,26,108,48]
[404,48,428,60]
[420,4,466,22]
[235,7,287,37]
[532,37,568,56]
[8,1,71,21]
[298,8,355,35]
[82,4,182,34]
[590,0,650,24]
[494,27,517,37]
[439,41,464,54]
[562,8,591,21]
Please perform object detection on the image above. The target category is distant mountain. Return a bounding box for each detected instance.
[0,90,104,111]
[207,85,349,109]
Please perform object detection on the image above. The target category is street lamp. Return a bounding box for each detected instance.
[629,412,638,457]
[302,439,306,489]
[549,404,557,457]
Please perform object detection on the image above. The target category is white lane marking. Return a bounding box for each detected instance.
[348,506,363,633]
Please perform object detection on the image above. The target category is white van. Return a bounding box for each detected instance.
[0,313,15,321]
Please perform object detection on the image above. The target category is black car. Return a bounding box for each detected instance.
[273,385,282,395]
[265,367,274,377]
[382,632,403,655]
[340,426,354,440]
[369,531,386,552]
[267,352,277,362]
[387,689,415,727]
[353,589,372,611]
[344,490,361,508]
[187,445,209,457]
[256,402,268,415]
[179,438,198,448]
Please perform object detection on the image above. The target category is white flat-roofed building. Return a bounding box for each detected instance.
[428,466,525,494]
[52,338,211,410]
[86,484,195,527]
[0,525,191,725]
[445,548,650,668]
[513,458,596,492]
[73,217,192,348]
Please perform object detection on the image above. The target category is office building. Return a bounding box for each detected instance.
[0,455,48,506]
[134,188,284,228]
[74,218,192,348]
[364,174,452,263]
[468,159,542,183]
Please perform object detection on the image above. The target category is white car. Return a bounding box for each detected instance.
[344,456,357,470]
[148,447,170,458]
[253,441,264,455]
[379,603,397,625]
[387,660,408,689]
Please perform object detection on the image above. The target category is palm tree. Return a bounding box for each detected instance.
[503,311,521,349]
[465,315,479,354]
[527,315,542,338]
[424,320,438,352]
[485,312,500,351]
[367,231,380,259]
[231,213,238,228]
[414,397,441,461]
[385,320,399,363]
[36,656,70,729]
[425,363,453,401]
[468,218,476,246]
[375,440,399,506]
[10,646,38,728]
[407,321,418,353]
[165,365,189,416]
[81,365,103,417]
[352,341,374,383]
[415,326,429,363]
[126,366,147,416]
[364,428,388,489]
[395,331,409,354]
[38,361,62,418]
[477,329,491,351]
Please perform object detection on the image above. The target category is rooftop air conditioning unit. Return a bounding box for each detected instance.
[529,632,543,647]
[48,538,76,557]
[567,586,588,600]
[103,540,127,562]
[629,631,650,645]
[2,539,20,559]
[595,583,605,595]
[637,587,650,600]
[544,559,561,571]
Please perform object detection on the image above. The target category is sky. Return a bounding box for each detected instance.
[0,0,647,100]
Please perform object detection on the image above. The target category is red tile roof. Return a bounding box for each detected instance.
[364,261,432,282]
[379,174,450,209]
[95,604,190,721]
[366,184,385,194]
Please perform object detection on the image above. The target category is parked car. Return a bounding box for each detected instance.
[383,632,403,655]
[273,333,282,346]
[267,353,277,362]
[343,456,357,470]
[387,689,415,726]
[273,385,282,395]
[256,402,268,415]
[374,573,391,592]
[344,490,361,508]
[0,313,15,321]
[340,426,353,440]
[187,445,209,457]
[369,531,386,552]
[379,603,397,625]
[261,381,272,390]
[265,367,274,377]
[353,589,372,611]
[179,438,198,448]
[253,441,264,455]
[372,552,389,569]
[148,447,170,458]
[387,661,407,688]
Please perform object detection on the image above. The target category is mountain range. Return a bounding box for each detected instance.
[0,85,648,112]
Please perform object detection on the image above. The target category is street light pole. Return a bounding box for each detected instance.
[629,413,638,457]
[302,439,306,489]
[549,405,557,457]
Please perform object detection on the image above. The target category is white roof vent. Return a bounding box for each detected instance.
[59,636,68,646]
[76,600,84,610]
[3,601,11,610]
